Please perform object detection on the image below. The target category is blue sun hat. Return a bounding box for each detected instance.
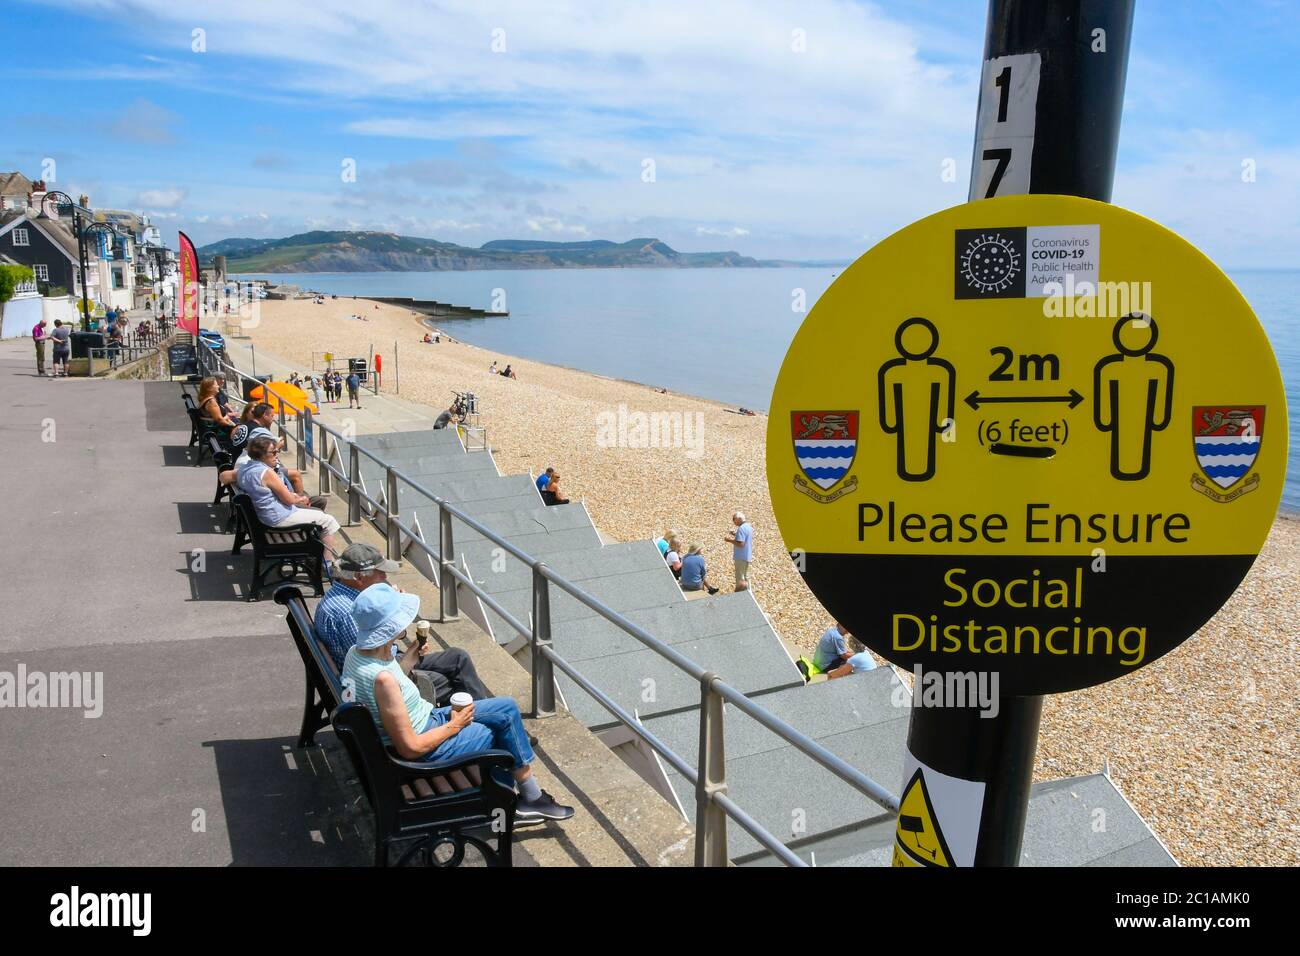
[351,583,421,649]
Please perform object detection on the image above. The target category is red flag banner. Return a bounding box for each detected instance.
[177,230,199,335]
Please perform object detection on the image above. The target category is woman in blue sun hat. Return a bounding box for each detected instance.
[341,583,574,823]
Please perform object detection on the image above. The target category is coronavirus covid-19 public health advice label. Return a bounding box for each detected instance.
[767,194,1287,695]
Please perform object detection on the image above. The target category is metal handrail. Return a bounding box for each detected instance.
[195,340,900,866]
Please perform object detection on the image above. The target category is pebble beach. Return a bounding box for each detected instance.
[241,294,1298,866]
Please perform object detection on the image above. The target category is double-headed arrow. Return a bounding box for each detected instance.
[964,388,1084,410]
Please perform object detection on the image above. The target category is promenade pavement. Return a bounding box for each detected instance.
[0,337,367,865]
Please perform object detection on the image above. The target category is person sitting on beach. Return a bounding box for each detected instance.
[536,468,569,506]
[423,333,432,344]
[812,623,852,673]
[654,528,679,558]
[197,377,238,432]
[827,651,878,680]
[501,364,516,379]
[663,536,683,580]
[235,436,340,561]
[343,583,574,822]
[679,545,719,595]
[488,361,498,375]
[315,544,492,707]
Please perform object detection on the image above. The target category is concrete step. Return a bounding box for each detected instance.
[553,591,777,663]
[642,668,908,860]
[358,452,498,484]
[354,428,459,452]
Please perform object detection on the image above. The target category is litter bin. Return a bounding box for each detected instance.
[70,331,105,360]
[242,375,270,402]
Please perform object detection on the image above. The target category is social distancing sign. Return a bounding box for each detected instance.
[768,195,1287,695]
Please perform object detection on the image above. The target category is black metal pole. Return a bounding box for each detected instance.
[902,0,1135,867]
[75,211,91,330]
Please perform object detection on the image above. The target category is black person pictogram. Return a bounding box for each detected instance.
[1093,314,1174,480]
[878,317,956,481]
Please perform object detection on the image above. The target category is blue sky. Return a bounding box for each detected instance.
[5,0,1298,265]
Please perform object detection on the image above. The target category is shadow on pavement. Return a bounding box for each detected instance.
[180,552,255,602]
[162,444,198,466]
[176,501,229,534]
[203,736,369,866]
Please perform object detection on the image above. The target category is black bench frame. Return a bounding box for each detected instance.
[183,393,224,466]
[275,585,517,867]
[231,493,325,600]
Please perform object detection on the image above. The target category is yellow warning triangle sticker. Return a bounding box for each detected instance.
[891,768,955,867]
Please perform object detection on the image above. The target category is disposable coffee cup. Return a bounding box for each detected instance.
[449,692,473,712]
[415,620,431,643]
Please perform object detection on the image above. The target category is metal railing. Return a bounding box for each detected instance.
[195,340,900,866]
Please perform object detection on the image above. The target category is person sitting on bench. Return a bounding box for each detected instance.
[316,544,491,708]
[236,402,322,504]
[235,436,340,561]
[197,377,238,432]
[342,583,574,823]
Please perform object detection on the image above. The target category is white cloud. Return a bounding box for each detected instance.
[40,0,1296,262]
[525,216,590,237]
[136,188,187,209]
[695,225,750,239]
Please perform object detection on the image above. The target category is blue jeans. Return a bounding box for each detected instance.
[419,696,534,771]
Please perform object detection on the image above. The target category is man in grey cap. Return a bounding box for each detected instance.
[314,543,490,705]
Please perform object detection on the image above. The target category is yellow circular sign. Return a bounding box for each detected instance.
[767,195,1287,695]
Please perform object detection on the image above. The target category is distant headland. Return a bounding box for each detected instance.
[198,231,848,273]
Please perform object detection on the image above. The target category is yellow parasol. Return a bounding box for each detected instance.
[249,382,318,415]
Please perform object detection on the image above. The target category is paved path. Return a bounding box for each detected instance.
[221,336,438,434]
[0,337,366,865]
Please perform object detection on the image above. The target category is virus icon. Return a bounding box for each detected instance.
[960,232,1021,294]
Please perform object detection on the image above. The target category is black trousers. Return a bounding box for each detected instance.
[414,647,490,706]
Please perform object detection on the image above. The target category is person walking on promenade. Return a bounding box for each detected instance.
[723,511,754,592]
[32,318,48,376]
[346,369,362,409]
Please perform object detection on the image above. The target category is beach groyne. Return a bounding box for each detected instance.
[362,295,508,318]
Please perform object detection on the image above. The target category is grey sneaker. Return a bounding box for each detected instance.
[516,790,575,822]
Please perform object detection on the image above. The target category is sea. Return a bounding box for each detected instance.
[239,267,1300,512]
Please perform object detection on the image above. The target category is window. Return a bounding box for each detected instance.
[112,267,125,289]
[33,264,48,281]
[12,227,29,246]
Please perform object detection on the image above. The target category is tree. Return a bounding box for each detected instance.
[0,264,35,303]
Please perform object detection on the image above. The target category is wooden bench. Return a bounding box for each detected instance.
[230,493,325,600]
[274,585,517,867]
[183,393,224,465]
